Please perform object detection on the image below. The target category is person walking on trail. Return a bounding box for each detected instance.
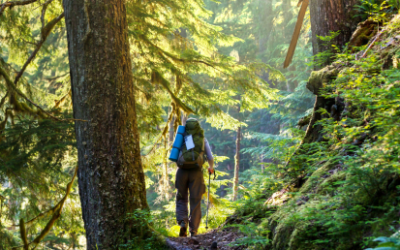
[175,118,214,237]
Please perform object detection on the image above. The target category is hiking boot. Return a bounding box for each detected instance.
[179,221,187,237]
[190,231,197,237]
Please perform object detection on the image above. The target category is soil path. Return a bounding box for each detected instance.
[166,227,246,250]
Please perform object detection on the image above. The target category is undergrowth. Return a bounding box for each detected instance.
[227,12,400,250]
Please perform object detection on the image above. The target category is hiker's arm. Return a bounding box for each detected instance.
[204,139,214,174]
[208,158,214,174]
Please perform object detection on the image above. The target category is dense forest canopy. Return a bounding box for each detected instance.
[1,0,400,249]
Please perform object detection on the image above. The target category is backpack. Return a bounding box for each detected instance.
[177,118,205,169]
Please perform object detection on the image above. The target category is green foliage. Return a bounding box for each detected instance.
[228,221,270,249]
[0,0,323,249]
[308,31,341,68]
[214,11,400,250]
[119,209,170,250]
[354,0,390,22]
[388,0,400,10]
[0,118,82,249]
[366,236,400,250]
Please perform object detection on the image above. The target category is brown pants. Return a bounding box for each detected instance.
[175,167,205,234]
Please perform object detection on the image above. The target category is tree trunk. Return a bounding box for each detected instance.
[181,113,188,125]
[63,0,149,248]
[162,137,171,201]
[309,0,361,58]
[299,0,362,145]
[161,116,175,201]
[232,103,241,201]
[232,126,241,201]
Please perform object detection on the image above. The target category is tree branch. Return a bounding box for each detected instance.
[283,0,309,68]
[11,166,78,250]
[0,91,8,108]
[0,65,62,120]
[19,219,29,250]
[361,29,386,59]
[0,0,38,16]
[14,12,65,86]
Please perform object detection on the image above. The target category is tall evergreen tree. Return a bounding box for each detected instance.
[63,0,149,248]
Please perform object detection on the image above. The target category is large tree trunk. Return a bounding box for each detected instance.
[299,0,362,145]
[63,0,149,248]
[310,0,361,57]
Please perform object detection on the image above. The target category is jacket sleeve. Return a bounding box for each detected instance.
[204,138,214,161]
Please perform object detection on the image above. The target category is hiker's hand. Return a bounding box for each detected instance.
[208,167,214,174]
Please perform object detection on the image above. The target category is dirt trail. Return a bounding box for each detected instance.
[166,227,246,250]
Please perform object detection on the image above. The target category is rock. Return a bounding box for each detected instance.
[188,238,200,245]
[307,65,339,95]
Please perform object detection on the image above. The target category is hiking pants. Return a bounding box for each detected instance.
[175,167,206,234]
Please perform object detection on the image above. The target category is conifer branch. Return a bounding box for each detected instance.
[11,166,78,250]
[141,36,217,69]
[0,0,38,16]
[152,71,194,114]
[0,66,60,120]
[32,0,52,11]
[144,109,174,157]
[14,12,64,86]
[0,65,86,122]
[1,58,85,123]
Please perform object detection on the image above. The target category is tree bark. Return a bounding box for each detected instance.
[309,0,361,61]
[63,0,149,248]
[301,0,361,143]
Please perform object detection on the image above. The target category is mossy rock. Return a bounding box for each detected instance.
[271,222,294,250]
[299,161,335,194]
[316,171,346,195]
[307,66,339,96]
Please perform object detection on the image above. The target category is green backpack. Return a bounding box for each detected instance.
[177,118,205,168]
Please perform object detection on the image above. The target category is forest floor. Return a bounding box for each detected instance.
[166,226,247,250]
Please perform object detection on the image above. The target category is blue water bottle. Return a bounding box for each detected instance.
[168,125,186,162]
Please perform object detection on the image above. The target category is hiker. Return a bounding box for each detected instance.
[175,118,214,237]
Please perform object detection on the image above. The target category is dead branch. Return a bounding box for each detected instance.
[284,0,309,68]
[361,29,386,59]
[54,89,71,108]
[45,72,69,82]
